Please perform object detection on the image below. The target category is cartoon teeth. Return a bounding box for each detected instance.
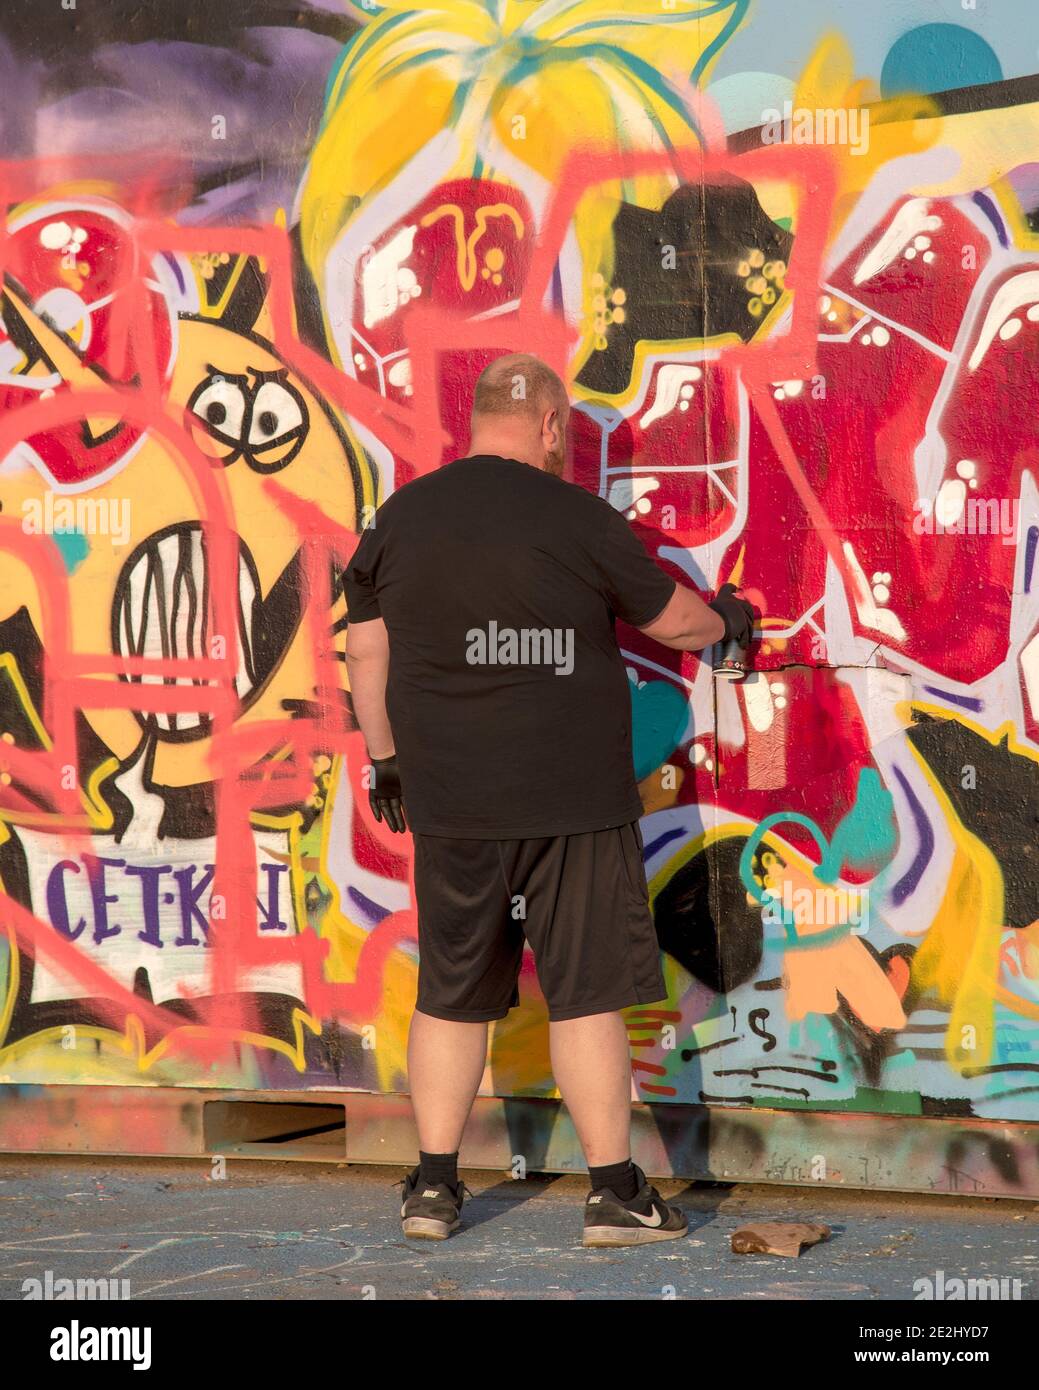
[114,526,260,734]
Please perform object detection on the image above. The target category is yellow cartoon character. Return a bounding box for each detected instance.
[0,202,382,1085]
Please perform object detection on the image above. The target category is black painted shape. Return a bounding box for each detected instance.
[907,712,1039,929]
[575,178,793,397]
[652,835,764,992]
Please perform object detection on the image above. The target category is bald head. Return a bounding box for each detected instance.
[469,353,570,476]
[473,353,569,423]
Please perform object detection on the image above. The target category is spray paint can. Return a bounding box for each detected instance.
[713,638,748,682]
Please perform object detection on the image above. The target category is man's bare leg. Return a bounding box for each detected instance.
[549,1010,631,1166]
[551,1009,687,1246]
[407,1010,488,1153]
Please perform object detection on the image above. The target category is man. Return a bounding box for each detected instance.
[344,352,755,1246]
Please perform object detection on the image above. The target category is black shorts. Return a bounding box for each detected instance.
[412,821,666,1022]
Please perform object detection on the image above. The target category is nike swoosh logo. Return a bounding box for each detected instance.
[629,1205,664,1228]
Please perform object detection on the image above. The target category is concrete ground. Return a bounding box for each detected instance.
[0,1156,1036,1300]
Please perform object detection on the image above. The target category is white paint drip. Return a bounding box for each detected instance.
[853,198,942,286]
[1022,631,1039,727]
[967,271,1039,371]
[842,541,907,641]
[934,477,968,528]
[639,364,702,428]
[113,746,166,853]
[607,476,659,516]
[740,672,775,734]
[361,224,417,330]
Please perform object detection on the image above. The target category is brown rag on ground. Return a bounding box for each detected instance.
[730,1221,831,1256]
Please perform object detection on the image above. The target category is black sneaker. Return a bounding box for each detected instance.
[398,1167,466,1240]
[583,1166,688,1247]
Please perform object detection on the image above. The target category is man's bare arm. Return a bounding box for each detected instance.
[638,585,726,651]
[344,617,395,757]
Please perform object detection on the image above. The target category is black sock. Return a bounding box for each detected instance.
[589,1158,639,1201]
[418,1150,459,1189]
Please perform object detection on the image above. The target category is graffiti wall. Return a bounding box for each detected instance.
[1,0,1037,1138]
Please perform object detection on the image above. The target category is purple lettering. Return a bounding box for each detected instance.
[46,860,86,940]
[124,863,173,947]
[258,862,289,931]
[82,855,124,945]
[173,863,214,946]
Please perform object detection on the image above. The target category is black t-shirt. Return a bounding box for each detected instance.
[343,455,676,838]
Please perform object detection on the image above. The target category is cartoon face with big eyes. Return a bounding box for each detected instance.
[0,204,386,1076]
[187,366,310,473]
[0,215,369,791]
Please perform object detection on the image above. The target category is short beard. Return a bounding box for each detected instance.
[543,443,566,477]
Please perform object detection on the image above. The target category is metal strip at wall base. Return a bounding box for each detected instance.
[1,1085,1038,1200]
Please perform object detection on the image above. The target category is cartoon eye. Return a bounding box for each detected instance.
[246,379,307,472]
[189,377,247,444]
[248,381,304,445]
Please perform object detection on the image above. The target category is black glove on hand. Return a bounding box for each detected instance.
[708,582,756,648]
[368,754,407,834]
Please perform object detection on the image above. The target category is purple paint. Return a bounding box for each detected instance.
[972,189,1009,247]
[922,686,983,711]
[890,764,934,905]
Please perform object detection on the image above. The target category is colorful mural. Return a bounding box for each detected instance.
[0,0,1038,1141]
